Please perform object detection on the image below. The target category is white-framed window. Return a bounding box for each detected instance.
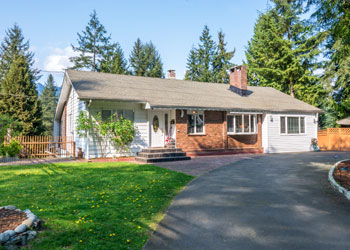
[280,116,306,134]
[187,111,205,134]
[227,114,257,134]
[101,110,112,121]
[101,109,134,122]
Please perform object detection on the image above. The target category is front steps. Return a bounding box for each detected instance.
[135,148,191,163]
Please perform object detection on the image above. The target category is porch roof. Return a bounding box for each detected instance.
[66,70,321,114]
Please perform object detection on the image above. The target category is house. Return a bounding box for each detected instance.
[54,66,321,161]
[337,117,350,128]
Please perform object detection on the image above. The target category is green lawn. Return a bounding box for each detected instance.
[0,162,193,249]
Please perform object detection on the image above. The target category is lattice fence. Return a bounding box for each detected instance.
[317,128,350,151]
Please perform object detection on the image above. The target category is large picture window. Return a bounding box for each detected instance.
[187,111,204,134]
[280,116,306,134]
[227,114,257,134]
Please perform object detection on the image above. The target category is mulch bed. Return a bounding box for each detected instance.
[333,160,350,190]
[0,208,27,233]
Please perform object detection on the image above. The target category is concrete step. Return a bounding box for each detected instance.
[137,152,187,159]
[135,156,191,163]
[141,148,183,153]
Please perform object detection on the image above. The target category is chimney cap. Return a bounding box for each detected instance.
[230,65,246,72]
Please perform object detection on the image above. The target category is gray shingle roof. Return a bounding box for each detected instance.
[66,70,321,113]
[337,117,350,125]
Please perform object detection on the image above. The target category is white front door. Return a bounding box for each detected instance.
[150,111,165,147]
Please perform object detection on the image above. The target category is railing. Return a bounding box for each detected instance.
[318,128,350,151]
[4,136,76,158]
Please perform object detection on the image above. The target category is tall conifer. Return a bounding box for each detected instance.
[0,56,44,135]
[40,74,58,136]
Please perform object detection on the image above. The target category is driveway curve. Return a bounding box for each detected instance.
[144,152,350,250]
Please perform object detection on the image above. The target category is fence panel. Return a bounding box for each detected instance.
[317,128,350,151]
[4,136,76,158]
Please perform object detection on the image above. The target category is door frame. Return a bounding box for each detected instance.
[148,110,170,148]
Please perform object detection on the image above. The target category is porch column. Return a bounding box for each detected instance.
[257,114,263,149]
[223,111,228,149]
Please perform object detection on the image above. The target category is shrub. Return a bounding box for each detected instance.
[1,140,22,157]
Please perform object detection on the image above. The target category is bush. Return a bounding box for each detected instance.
[1,140,22,157]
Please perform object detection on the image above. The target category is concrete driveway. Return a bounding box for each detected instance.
[144,152,350,250]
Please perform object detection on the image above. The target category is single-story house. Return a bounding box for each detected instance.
[54,66,321,160]
[337,117,350,128]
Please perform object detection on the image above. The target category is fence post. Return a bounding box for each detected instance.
[73,141,76,158]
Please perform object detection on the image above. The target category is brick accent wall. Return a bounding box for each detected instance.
[176,110,263,153]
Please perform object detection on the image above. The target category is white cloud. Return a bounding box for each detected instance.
[43,46,78,71]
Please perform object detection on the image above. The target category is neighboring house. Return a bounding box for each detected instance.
[54,66,321,159]
[337,117,350,128]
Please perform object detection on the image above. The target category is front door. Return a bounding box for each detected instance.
[150,111,165,147]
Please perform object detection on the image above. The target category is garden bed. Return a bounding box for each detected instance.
[333,160,350,190]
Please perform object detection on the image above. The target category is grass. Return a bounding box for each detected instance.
[0,161,194,249]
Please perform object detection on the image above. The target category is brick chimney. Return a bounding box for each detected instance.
[229,65,248,96]
[167,69,176,79]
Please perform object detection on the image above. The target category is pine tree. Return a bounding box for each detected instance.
[246,1,325,106]
[185,26,233,83]
[99,43,128,74]
[129,39,164,77]
[0,56,44,135]
[212,31,235,83]
[129,38,146,76]
[40,74,58,136]
[143,42,164,78]
[0,24,39,87]
[184,47,199,80]
[309,0,350,119]
[70,10,114,71]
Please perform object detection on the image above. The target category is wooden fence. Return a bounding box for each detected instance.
[318,128,350,151]
[4,136,76,158]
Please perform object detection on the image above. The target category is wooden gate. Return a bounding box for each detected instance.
[4,136,76,158]
[318,128,350,151]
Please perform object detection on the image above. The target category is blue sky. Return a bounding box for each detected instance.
[0,0,270,86]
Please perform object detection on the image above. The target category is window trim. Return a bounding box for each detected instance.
[187,111,205,135]
[227,114,258,135]
[279,115,307,135]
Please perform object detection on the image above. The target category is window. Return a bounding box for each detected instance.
[102,110,112,121]
[227,114,257,134]
[115,109,134,122]
[280,116,306,134]
[187,111,204,134]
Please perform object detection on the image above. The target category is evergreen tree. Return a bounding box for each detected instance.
[246,1,325,106]
[99,43,128,74]
[129,38,145,76]
[184,47,199,80]
[40,74,58,136]
[70,10,114,71]
[0,56,44,135]
[185,25,216,82]
[129,39,164,77]
[309,0,350,119]
[0,24,39,87]
[185,26,234,83]
[212,31,235,83]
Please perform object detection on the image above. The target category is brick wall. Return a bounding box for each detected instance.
[176,110,263,153]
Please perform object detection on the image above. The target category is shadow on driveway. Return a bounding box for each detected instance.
[144,151,350,250]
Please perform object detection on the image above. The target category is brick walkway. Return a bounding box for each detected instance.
[154,154,260,176]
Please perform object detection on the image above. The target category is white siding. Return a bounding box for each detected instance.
[82,101,149,158]
[56,86,86,155]
[264,113,318,153]
[262,113,269,152]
